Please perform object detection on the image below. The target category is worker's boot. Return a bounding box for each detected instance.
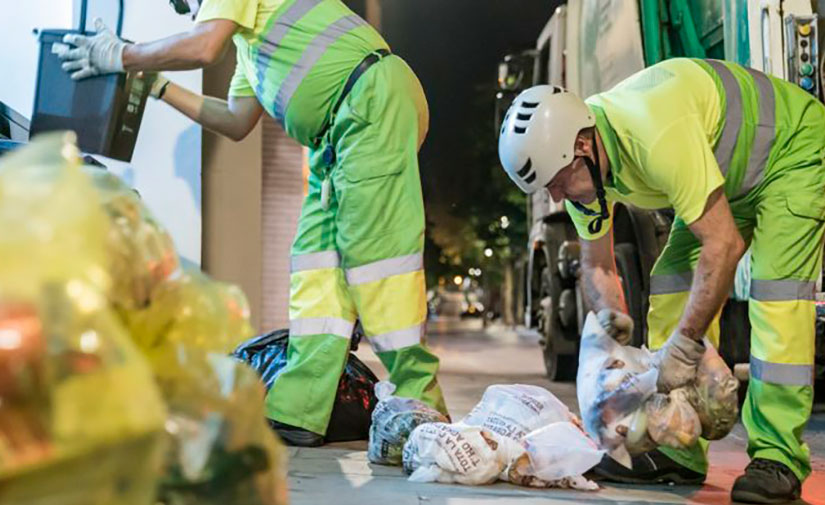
[591,449,706,485]
[268,419,324,447]
[731,458,801,504]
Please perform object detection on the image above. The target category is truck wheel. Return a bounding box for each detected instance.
[614,243,645,347]
[539,267,577,381]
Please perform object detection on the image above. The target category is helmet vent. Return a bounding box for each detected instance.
[516,112,532,121]
[521,101,539,108]
[517,159,532,178]
[523,171,537,184]
[514,126,527,134]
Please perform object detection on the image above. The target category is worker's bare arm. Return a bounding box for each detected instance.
[122,19,237,71]
[679,187,745,341]
[162,83,263,141]
[580,227,628,314]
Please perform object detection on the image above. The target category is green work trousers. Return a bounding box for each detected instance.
[646,100,825,481]
[265,54,447,435]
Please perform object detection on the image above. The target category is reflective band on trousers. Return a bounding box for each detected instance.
[370,323,424,353]
[750,279,816,301]
[346,253,424,286]
[274,15,367,121]
[290,317,354,339]
[650,271,693,295]
[750,355,813,386]
[291,250,341,272]
[706,60,741,177]
[704,60,776,196]
[255,0,323,99]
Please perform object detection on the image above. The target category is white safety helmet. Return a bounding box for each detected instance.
[498,85,595,194]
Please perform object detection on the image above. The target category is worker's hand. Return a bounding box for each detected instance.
[653,330,705,392]
[596,308,634,345]
[58,18,128,80]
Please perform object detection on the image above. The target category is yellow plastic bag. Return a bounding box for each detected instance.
[156,353,289,505]
[0,133,168,505]
[121,269,254,373]
[82,166,180,311]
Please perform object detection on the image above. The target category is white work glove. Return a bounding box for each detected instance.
[596,308,634,345]
[653,331,706,392]
[58,18,128,80]
[148,73,171,99]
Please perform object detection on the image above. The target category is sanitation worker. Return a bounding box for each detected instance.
[59,0,447,447]
[498,58,823,503]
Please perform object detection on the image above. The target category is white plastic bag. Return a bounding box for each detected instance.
[520,422,604,481]
[577,312,658,467]
[460,384,573,440]
[402,423,522,485]
[368,381,448,465]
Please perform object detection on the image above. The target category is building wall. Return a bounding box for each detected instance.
[202,49,265,331]
[261,119,305,331]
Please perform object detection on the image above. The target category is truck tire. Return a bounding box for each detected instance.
[539,267,577,381]
[614,243,645,347]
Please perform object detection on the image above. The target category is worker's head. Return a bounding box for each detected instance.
[168,0,202,17]
[498,86,600,204]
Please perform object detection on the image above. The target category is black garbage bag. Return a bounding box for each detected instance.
[233,327,379,442]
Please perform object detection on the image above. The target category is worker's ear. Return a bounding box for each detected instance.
[573,127,593,157]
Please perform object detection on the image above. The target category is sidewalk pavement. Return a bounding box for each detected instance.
[285,319,825,505]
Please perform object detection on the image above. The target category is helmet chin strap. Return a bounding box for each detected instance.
[568,129,610,235]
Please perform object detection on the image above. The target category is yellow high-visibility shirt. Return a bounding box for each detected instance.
[567,58,725,240]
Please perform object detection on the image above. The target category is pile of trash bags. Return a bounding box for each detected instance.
[234,328,380,443]
[0,133,288,505]
[369,381,604,490]
[367,381,448,465]
[577,311,739,467]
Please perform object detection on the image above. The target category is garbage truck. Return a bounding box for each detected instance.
[497,0,825,383]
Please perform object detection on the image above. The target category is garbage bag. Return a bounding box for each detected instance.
[643,389,702,450]
[460,384,574,441]
[505,422,602,490]
[402,423,523,485]
[368,381,448,465]
[155,353,289,505]
[0,133,168,505]
[233,328,379,442]
[0,132,110,299]
[577,311,658,467]
[684,342,739,440]
[82,166,180,311]
[578,311,738,467]
[122,269,255,377]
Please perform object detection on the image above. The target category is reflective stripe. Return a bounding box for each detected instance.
[290,251,340,272]
[650,271,693,295]
[706,60,742,177]
[750,279,816,301]
[289,317,354,339]
[738,68,775,196]
[370,323,424,353]
[750,355,813,386]
[346,253,424,286]
[255,0,323,99]
[274,14,367,120]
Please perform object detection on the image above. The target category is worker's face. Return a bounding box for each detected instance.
[545,133,597,204]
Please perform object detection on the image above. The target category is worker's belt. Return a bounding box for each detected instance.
[315,48,391,152]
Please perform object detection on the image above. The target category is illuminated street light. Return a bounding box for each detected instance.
[500,215,510,229]
[453,275,463,285]
[484,248,493,258]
